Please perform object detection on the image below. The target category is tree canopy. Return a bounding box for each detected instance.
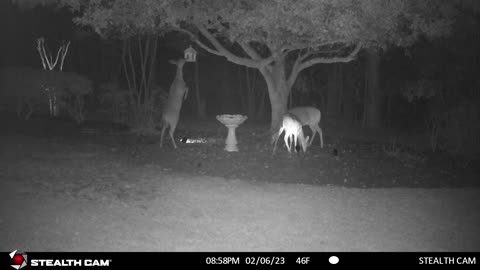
[60,0,455,55]
[14,0,459,81]
[67,1,452,40]
[12,0,463,129]
[52,0,456,85]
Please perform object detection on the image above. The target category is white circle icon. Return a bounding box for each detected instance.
[329,256,339,264]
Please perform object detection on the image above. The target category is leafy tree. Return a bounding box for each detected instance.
[16,0,459,131]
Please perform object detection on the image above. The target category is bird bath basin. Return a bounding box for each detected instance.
[216,114,248,152]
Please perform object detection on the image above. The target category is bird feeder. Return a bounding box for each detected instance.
[184,45,197,62]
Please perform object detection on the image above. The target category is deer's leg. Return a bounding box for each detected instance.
[310,124,324,148]
[183,86,189,100]
[160,122,168,148]
[315,125,324,148]
[292,134,298,152]
[169,123,178,149]
[307,124,317,146]
[292,134,299,153]
[319,126,323,148]
[284,134,292,153]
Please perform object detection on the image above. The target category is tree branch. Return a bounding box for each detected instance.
[168,27,225,57]
[239,41,262,60]
[170,26,277,72]
[239,41,274,67]
[293,42,363,82]
[138,36,148,93]
[196,26,264,68]
[288,49,313,88]
[170,26,271,69]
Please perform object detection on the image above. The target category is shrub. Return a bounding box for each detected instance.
[0,66,93,123]
[0,66,51,119]
[55,71,93,124]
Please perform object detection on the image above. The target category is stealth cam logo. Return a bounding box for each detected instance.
[10,250,28,269]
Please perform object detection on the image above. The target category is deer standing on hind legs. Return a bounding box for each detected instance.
[160,59,188,149]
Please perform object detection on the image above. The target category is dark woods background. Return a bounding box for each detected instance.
[1,1,479,160]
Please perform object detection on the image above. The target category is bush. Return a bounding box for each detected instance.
[436,100,480,167]
[97,81,167,134]
[402,79,480,167]
[0,66,93,123]
[0,66,52,119]
[56,71,93,124]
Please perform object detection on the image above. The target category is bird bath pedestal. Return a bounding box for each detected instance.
[216,114,248,152]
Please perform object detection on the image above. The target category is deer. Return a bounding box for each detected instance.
[287,106,324,148]
[272,112,310,154]
[160,59,188,149]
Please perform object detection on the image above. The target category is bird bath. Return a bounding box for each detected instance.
[216,114,248,152]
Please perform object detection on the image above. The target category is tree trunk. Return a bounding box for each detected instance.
[363,49,382,128]
[246,67,257,118]
[259,59,290,132]
[269,82,289,132]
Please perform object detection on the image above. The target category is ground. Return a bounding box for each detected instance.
[0,114,479,252]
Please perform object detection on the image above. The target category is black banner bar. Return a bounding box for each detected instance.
[3,252,478,268]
